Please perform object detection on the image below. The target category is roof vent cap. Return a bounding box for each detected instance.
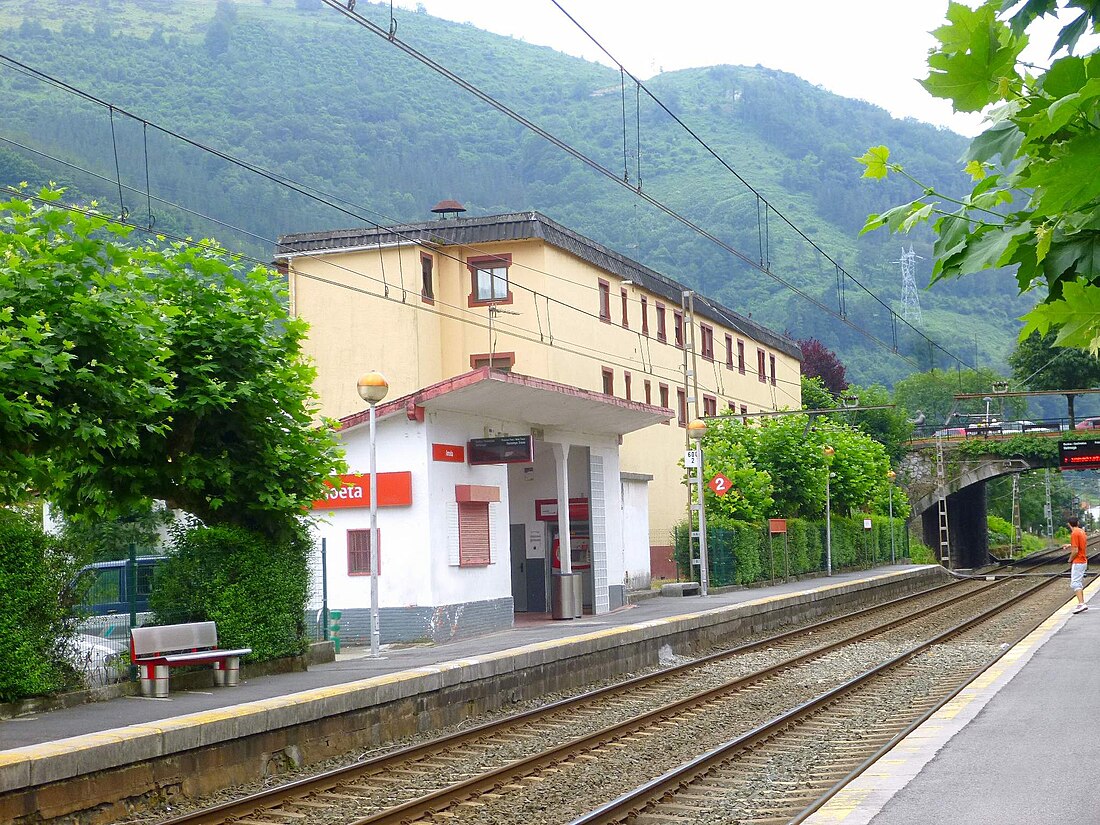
[431,199,466,219]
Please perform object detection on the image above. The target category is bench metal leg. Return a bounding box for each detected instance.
[214,656,241,687]
[141,665,169,698]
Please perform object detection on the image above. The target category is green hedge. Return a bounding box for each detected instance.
[675,515,908,588]
[151,522,312,661]
[0,508,83,703]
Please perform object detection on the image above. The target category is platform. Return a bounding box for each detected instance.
[0,564,941,822]
[805,570,1100,825]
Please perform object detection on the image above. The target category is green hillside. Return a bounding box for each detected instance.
[0,0,1029,385]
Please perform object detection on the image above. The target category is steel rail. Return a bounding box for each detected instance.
[569,568,1062,825]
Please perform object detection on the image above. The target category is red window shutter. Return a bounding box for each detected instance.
[458,502,491,566]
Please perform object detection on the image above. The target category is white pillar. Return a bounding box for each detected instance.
[550,442,572,574]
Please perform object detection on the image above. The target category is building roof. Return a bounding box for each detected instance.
[339,368,672,436]
[277,211,801,360]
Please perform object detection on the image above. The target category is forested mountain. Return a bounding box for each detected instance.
[0,0,1029,385]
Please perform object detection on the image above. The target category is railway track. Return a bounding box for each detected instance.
[159,554,1080,825]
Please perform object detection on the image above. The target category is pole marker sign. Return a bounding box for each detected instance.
[708,473,731,496]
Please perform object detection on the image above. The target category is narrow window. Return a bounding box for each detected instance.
[757,348,767,383]
[598,279,611,322]
[725,334,734,369]
[677,388,687,426]
[769,354,777,386]
[420,252,434,303]
[737,339,746,374]
[641,296,649,336]
[673,311,684,348]
[656,303,667,342]
[602,367,614,396]
[703,395,717,417]
[347,529,380,575]
[470,352,515,372]
[621,288,629,328]
[644,380,652,405]
[458,502,491,566]
[701,324,714,360]
[740,403,748,424]
[467,254,512,306]
[624,371,632,401]
[659,383,670,424]
[728,401,736,413]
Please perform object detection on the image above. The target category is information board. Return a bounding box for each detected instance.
[1060,440,1100,470]
[467,435,533,465]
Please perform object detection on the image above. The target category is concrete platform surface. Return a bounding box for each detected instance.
[0,565,924,753]
[806,571,1100,825]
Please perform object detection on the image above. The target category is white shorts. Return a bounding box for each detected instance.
[1071,562,1087,592]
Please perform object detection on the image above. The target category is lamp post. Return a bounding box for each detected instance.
[687,418,709,596]
[357,371,389,658]
[887,470,897,565]
[823,444,835,576]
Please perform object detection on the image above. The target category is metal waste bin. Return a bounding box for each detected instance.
[551,572,575,620]
[572,572,583,617]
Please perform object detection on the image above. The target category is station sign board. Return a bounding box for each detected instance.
[467,435,533,465]
[1059,440,1100,471]
[311,472,412,509]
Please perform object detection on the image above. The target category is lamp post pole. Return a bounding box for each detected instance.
[823,445,835,576]
[887,469,897,565]
[357,372,389,659]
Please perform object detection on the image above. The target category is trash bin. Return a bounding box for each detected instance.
[551,572,575,620]
[572,572,583,617]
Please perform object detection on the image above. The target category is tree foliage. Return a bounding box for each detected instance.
[797,337,849,393]
[858,1,1100,352]
[1009,328,1100,389]
[0,188,343,536]
[893,367,1024,426]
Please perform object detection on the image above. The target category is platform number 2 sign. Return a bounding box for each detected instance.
[708,473,732,497]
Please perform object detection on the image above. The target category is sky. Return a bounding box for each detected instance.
[391,1,1083,137]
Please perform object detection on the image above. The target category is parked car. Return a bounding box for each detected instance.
[1075,417,1100,430]
[72,556,164,616]
[60,634,127,686]
[932,427,966,438]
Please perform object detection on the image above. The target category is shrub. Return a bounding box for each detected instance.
[151,521,312,660]
[0,508,83,702]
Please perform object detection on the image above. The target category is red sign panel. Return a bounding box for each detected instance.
[311,472,413,510]
[432,443,466,462]
[768,518,788,534]
[535,498,590,522]
[708,473,732,497]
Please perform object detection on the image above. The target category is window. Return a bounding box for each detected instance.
[769,354,777,386]
[740,403,748,424]
[458,502,491,566]
[677,388,687,426]
[673,311,684,348]
[644,380,652,404]
[703,395,717,417]
[737,339,746,374]
[599,279,611,321]
[621,288,629,328]
[757,348,767,382]
[467,254,512,306]
[641,296,649,336]
[470,352,515,372]
[725,334,734,369]
[347,529,380,575]
[420,253,434,303]
[656,303,667,342]
[624,371,632,401]
[659,383,670,424]
[728,401,736,413]
[701,324,715,360]
[602,367,614,396]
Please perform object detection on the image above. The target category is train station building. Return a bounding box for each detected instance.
[277,209,801,640]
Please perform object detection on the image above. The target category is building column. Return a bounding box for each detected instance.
[550,441,572,574]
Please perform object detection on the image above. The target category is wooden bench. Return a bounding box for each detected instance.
[130,621,252,698]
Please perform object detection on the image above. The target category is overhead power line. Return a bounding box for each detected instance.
[313,0,972,375]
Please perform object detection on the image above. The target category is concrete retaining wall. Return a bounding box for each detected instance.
[0,567,946,824]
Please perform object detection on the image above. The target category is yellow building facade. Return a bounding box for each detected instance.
[277,212,801,574]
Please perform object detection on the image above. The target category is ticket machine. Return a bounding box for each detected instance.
[537,498,593,611]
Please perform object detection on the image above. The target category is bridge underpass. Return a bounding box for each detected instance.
[899,447,1046,569]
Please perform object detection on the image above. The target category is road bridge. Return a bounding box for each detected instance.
[899,432,1059,569]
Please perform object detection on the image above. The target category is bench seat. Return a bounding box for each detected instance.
[130,621,252,697]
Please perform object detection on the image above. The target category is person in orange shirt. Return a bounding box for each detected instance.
[1065,517,1089,614]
